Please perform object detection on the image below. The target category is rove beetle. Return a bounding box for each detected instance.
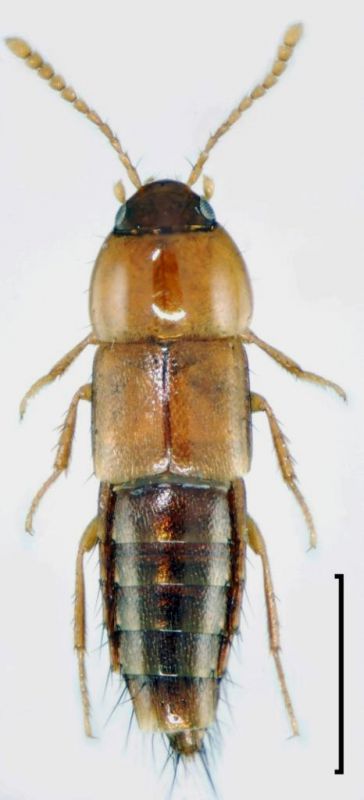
[7,23,345,764]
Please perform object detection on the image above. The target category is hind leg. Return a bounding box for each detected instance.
[247,515,299,737]
[25,383,92,532]
[74,516,101,738]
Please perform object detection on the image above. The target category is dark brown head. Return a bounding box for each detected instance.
[113,179,217,236]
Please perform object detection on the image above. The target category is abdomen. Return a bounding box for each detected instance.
[99,477,246,754]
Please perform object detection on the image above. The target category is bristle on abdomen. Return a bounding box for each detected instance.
[100,478,245,755]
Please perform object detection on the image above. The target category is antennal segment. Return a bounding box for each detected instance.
[6,37,142,191]
[187,23,303,187]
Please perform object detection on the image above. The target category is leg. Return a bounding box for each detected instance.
[251,392,316,548]
[20,333,96,418]
[247,515,299,737]
[74,516,101,737]
[25,383,92,533]
[242,329,346,400]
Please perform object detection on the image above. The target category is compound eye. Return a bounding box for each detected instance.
[114,203,127,230]
[199,196,215,222]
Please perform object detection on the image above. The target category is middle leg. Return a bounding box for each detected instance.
[25,383,92,533]
[251,391,316,549]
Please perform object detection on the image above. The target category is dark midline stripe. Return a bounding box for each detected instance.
[113,541,231,586]
[115,584,228,634]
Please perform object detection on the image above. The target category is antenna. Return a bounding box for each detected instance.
[6,37,142,191]
[187,23,303,187]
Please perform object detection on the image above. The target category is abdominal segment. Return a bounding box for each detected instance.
[99,478,246,755]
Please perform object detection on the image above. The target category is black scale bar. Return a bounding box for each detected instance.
[334,574,344,775]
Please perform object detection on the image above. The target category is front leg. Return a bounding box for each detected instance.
[20,333,96,418]
[242,329,346,400]
[26,383,92,533]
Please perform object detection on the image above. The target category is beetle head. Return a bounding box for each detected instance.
[113,180,217,236]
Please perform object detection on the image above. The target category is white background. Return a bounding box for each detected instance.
[0,0,363,798]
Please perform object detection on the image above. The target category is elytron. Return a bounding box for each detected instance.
[8,23,345,766]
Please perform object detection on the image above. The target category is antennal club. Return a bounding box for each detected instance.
[187,23,303,187]
[6,37,142,191]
